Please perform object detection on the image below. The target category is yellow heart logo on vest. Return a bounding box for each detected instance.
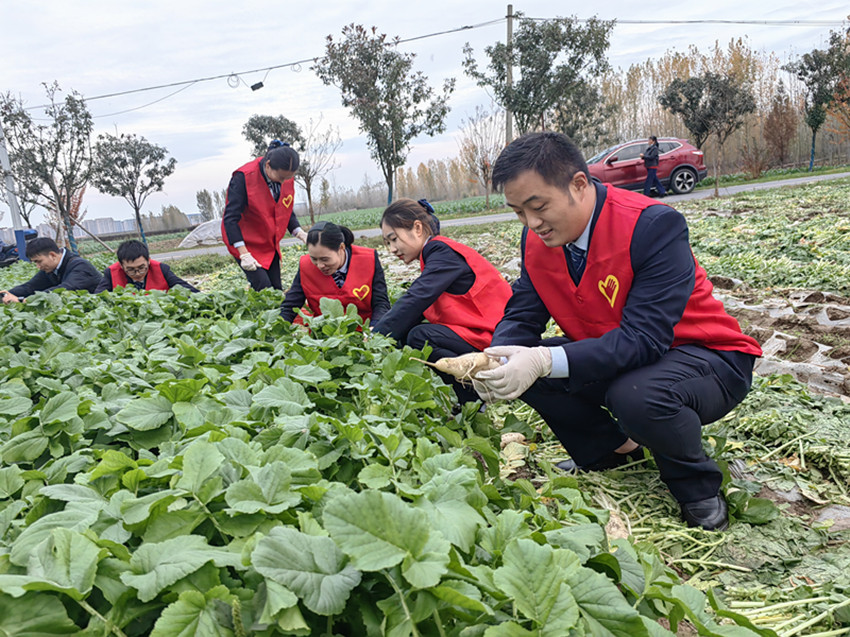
[353,285,371,301]
[598,275,619,307]
[281,194,293,208]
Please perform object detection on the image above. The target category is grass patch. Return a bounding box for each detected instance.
[170,253,235,276]
[315,194,508,230]
[697,164,850,189]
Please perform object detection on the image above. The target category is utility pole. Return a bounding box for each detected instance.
[0,123,28,261]
[506,4,514,146]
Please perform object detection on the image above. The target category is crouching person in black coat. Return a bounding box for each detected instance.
[1,238,101,304]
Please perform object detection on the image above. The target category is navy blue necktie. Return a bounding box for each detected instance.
[566,244,587,284]
[332,270,346,288]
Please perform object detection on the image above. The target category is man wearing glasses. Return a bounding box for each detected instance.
[95,240,199,293]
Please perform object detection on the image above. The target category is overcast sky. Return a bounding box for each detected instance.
[1,0,847,226]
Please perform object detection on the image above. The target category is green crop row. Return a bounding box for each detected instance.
[0,290,770,636]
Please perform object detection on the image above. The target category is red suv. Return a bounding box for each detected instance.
[586,138,707,194]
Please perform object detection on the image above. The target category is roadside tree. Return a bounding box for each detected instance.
[0,82,92,253]
[319,178,331,214]
[91,132,177,245]
[783,31,850,171]
[314,24,455,204]
[660,72,756,196]
[196,189,216,221]
[763,80,798,166]
[161,204,190,230]
[294,117,342,225]
[463,14,614,136]
[242,114,304,157]
[658,75,712,150]
[551,80,617,152]
[458,105,504,207]
[825,30,850,140]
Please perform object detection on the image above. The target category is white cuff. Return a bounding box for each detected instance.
[548,346,570,378]
[233,241,245,248]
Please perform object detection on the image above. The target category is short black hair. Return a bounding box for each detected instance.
[25,237,60,259]
[650,135,658,143]
[491,132,590,193]
[117,240,150,263]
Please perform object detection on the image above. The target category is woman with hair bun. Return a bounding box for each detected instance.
[222,140,307,291]
[372,198,512,404]
[280,221,390,323]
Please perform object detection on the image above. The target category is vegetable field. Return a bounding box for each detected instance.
[0,178,849,636]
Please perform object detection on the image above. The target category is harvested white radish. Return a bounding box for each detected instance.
[412,352,501,383]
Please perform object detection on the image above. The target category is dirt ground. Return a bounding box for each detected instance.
[710,277,850,398]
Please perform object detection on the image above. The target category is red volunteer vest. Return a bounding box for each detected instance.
[221,157,294,269]
[524,186,761,356]
[420,236,513,350]
[108,260,169,291]
[299,245,377,320]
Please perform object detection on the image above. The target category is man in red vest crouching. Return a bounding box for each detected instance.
[473,132,762,531]
[95,240,199,294]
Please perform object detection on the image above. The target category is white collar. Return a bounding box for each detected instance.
[53,248,68,273]
[337,247,351,275]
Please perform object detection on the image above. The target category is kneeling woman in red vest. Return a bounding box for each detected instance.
[280,222,391,324]
[372,199,513,403]
[95,239,199,293]
[222,140,308,291]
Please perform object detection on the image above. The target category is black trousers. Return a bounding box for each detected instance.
[521,342,755,503]
[405,324,482,404]
[241,252,282,291]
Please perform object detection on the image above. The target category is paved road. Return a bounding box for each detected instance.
[151,171,850,262]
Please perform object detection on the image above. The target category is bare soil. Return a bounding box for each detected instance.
[714,284,850,398]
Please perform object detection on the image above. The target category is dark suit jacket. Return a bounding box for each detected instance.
[8,252,101,298]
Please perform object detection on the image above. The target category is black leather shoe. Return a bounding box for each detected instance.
[680,495,729,531]
[555,446,645,472]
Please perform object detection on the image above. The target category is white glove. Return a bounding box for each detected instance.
[472,346,553,402]
[240,252,261,271]
[294,228,308,243]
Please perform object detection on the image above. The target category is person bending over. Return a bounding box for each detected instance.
[280,222,390,324]
[1,237,100,303]
[372,198,512,405]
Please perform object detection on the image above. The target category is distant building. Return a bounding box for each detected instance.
[82,217,121,235]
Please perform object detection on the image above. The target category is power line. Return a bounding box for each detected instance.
[618,19,846,26]
[91,82,199,118]
[24,19,505,113]
[21,14,847,115]
[539,18,847,27]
